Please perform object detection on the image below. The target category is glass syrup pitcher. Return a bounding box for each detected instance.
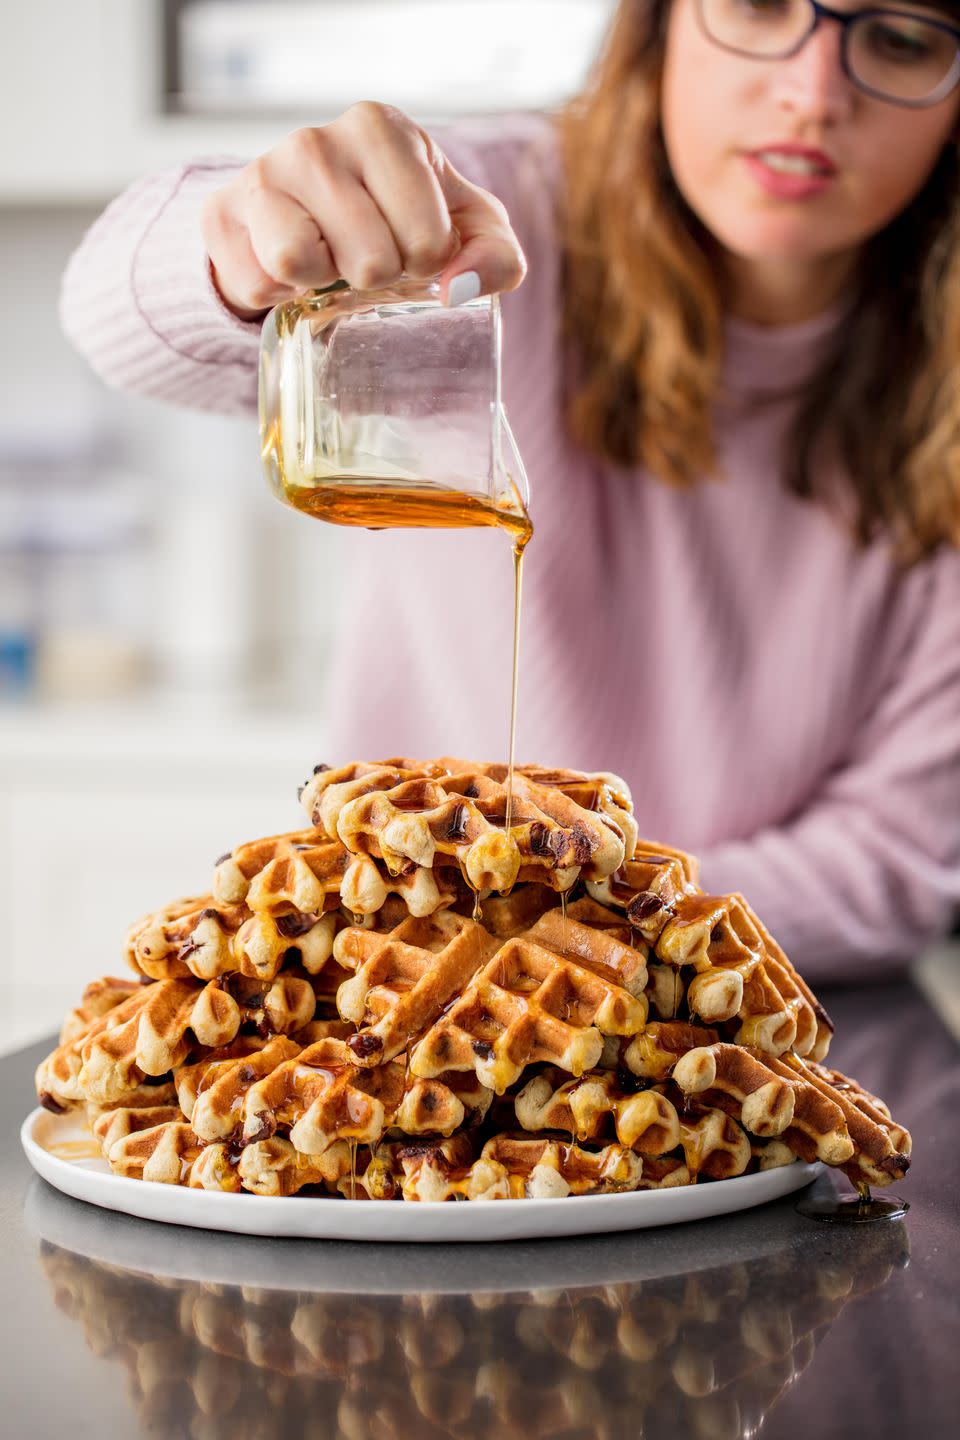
[258,277,531,549]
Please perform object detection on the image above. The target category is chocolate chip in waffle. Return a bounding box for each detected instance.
[409,924,649,1095]
[126,895,340,983]
[302,758,633,897]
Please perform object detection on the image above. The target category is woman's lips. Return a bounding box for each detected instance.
[743,150,837,200]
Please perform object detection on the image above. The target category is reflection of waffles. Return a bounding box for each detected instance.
[35,755,911,1198]
[37,1218,909,1440]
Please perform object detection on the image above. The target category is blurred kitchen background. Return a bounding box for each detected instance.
[0,0,621,1049]
[2,0,956,1053]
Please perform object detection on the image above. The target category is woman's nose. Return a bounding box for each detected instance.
[769,19,856,123]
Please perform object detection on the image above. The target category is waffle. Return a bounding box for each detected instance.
[333,908,500,1063]
[172,1023,350,1120]
[91,1101,185,1152]
[102,1118,354,1195]
[214,825,465,923]
[342,1131,645,1201]
[301,759,635,895]
[168,1030,491,1154]
[619,1021,722,1080]
[409,925,648,1094]
[671,1043,912,1184]
[515,1067,683,1151]
[590,851,832,1060]
[514,1070,752,1179]
[59,977,144,1044]
[36,971,318,1110]
[212,830,350,912]
[334,899,648,1074]
[126,895,340,982]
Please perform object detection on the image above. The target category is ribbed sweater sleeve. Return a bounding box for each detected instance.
[698,548,960,982]
[57,117,553,420]
[59,158,262,415]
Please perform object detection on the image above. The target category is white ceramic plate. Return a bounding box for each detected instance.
[22,1108,820,1244]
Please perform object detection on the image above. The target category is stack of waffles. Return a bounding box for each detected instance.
[35,758,912,1200]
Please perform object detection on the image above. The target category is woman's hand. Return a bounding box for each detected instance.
[201,102,527,319]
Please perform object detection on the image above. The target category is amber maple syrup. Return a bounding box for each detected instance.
[47,1137,103,1162]
[796,1179,909,1224]
[277,475,533,829]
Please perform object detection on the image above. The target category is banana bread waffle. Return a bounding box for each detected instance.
[34,754,912,1199]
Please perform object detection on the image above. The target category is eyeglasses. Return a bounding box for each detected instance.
[695,0,960,107]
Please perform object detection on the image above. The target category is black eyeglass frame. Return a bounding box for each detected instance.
[694,0,960,108]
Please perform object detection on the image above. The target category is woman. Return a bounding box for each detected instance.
[60,0,960,980]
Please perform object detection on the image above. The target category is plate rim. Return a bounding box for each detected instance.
[21,1106,821,1247]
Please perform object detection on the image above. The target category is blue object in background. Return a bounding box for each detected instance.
[0,630,35,696]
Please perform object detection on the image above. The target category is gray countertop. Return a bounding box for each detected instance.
[4,978,958,1439]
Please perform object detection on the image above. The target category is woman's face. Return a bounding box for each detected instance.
[660,0,960,311]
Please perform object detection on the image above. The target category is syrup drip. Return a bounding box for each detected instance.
[796,1180,909,1225]
[505,543,525,834]
[275,477,532,855]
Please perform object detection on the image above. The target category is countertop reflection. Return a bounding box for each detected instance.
[29,1179,908,1440]
[5,978,958,1440]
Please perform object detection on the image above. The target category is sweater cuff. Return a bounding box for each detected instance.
[131,158,265,368]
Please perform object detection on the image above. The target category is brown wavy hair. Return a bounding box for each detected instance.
[556,0,960,564]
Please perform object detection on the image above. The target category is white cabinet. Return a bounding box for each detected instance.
[0,0,616,203]
[0,1,301,202]
[0,701,326,1050]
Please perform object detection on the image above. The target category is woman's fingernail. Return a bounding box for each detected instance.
[446,271,482,308]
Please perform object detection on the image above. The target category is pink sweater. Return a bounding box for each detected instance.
[60,115,960,982]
